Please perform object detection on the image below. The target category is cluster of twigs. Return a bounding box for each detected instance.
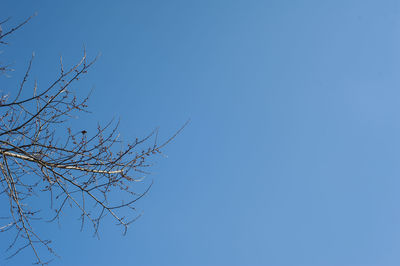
[0,15,185,264]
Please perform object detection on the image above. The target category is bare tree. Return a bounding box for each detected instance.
[0,15,186,264]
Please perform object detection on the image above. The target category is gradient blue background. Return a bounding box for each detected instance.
[1,0,400,265]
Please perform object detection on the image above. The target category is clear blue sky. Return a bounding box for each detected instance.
[1,0,400,265]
